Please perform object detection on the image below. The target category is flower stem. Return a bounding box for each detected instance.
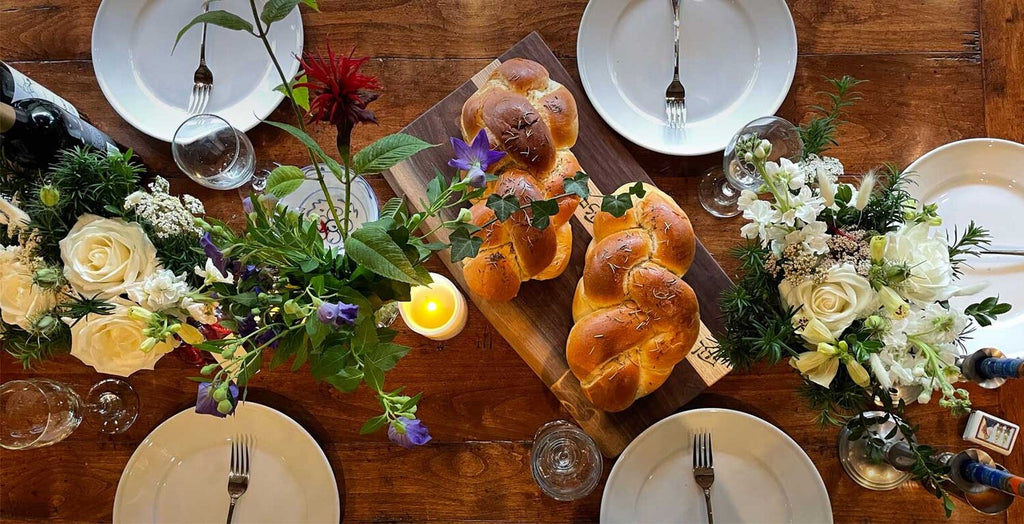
[246,0,343,231]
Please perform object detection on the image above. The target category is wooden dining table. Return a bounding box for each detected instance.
[2,0,1023,522]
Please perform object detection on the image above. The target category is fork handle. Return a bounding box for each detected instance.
[702,488,714,524]
[671,0,681,80]
[226,498,237,524]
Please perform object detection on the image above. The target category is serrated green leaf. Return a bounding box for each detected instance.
[367,342,410,372]
[344,226,426,285]
[601,193,634,218]
[274,75,310,111]
[352,134,434,175]
[290,339,309,371]
[563,171,590,199]
[261,0,300,25]
[381,197,405,218]
[486,193,520,222]
[363,362,384,392]
[305,317,330,350]
[174,10,254,52]
[324,366,363,392]
[265,165,305,198]
[426,171,444,204]
[449,227,483,262]
[360,414,389,435]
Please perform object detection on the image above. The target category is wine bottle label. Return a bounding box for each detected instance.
[961,460,1024,496]
[4,63,80,117]
[979,357,1024,379]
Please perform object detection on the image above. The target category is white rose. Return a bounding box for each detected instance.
[780,264,876,338]
[59,215,158,298]
[0,254,57,330]
[69,299,175,377]
[884,222,954,302]
[126,269,189,311]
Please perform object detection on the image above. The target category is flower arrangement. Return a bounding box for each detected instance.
[715,77,1011,515]
[174,0,639,444]
[0,148,208,375]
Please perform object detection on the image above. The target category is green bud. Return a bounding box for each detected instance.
[29,314,60,336]
[139,338,158,353]
[213,387,229,402]
[200,363,219,375]
[864,315,887,332]
[221,346,236,359]
[456,208,473,223]
[128,306,154,322]
[283,299,301,316]
[869,236,886,264]
[32,267,63,289]
[39,185,60,207]
[216,399,234,414]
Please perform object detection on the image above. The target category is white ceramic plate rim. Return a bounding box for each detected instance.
[112,402,339,523]
[600,408,832,523]
[577,0,797,156]
[91,0,303,142]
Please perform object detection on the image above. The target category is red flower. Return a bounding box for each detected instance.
[295,45,381,129]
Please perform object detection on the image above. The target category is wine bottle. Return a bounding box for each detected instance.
[0,99,118,170]
[1,61,80,117]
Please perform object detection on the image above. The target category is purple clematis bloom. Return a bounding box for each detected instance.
[201,232,229,273]
[388,417,431,449]
[196,382,239,418]
[449,129,505,188]
[317,301,359,328]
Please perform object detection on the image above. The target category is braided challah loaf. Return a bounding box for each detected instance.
[459,59,581,301]
[566,183,700,412]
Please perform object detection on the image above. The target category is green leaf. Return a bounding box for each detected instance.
[274,75,310,112]
[174,11,254,52]
[367,342,410,372]
[305,316,330,350]
[301,0,320,9]
[381,197,405,218]
[486,193,520,222]
[629,182,647,198]
[265,165,305,198]
[360,414,389,435]
[836,184,853,205]
[449,227,483,262]
[426,171,445,204]
[324,366,363,392]
[351,134,434,175]
[563,171,590,199]
[529,199,560,229]
[263,120,343,175]
[261,0,300,25]
[363,362,384,391]
[290,339,309,371]
[601,193,634,218]
[344,226,427,285]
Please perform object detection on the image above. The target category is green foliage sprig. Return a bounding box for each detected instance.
[799,76,866,158]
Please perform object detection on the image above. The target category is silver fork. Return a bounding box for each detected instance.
[692,432,714,524]
[664,0,686,128]
[226,434,251,524]
[187,0,214,114]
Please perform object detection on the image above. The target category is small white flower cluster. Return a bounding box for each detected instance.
[126,268,219,326]
[123,177,205,239]
[737,157,828,257]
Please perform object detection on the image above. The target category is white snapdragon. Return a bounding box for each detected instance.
[126,269,190,312]
[195,258,233,286]
[739,200,782,244]
[182,297,219,325]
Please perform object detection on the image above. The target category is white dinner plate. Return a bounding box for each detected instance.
[602,408,832,523]
[92,0,303,142]
[113,402,340,523]
[577,0,797,156]
[905,138,1024,357]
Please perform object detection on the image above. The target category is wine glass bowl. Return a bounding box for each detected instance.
[172,114,255,190]
[530,420,603,501]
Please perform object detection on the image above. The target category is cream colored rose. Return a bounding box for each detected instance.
[0,255,57,330]
[69,299,175,376]
[884,222,953,302]
[59,215,158,298]
[780,264,876,339]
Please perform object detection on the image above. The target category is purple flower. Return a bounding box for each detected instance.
[242,197,254,214]
[201,232,228,274]
[449,129,505,177]
[255,327,280,349]
[196,382,239,418]
[237,314,257,337]
[388,417,431,449]
[317,301,359,327]
[466,167,487,189]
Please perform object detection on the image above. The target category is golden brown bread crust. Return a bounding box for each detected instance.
[566,183,700,412]
[459,59,580,301]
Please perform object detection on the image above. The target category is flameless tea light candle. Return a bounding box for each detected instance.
[399,272,467,341]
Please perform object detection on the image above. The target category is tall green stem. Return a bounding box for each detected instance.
[246,0,343,230]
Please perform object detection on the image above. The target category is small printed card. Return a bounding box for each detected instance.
[963,410,1019,456]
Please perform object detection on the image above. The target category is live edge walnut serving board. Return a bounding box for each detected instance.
[383,32,732,457]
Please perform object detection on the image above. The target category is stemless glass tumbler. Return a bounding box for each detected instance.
[172,114,256,190]
[531,420,603,501]
[0,378,139,449]
[698,116,804,217]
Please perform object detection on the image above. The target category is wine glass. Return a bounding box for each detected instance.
[698,116,804,217]
[172,114,256,190]
[0,378,140,449]
[531,420,603,501]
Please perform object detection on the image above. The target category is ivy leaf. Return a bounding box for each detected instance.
[529,199,560,230]
[360,414,389,435]
[344,226,426,285]
[486,193,520,222]
[174,11,254,52]
[449,227,483,262]
[261,0,300,25]
[265,165,305,198]
[352,134,434,175]
[601,193,634,218]
[629,182,647,198]
[563,171,590,199]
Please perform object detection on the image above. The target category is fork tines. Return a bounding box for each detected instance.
[665,97,686,129]
[230,434,251,480]
[692,431,713,470]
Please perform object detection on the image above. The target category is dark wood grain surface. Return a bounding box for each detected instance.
[2,0,1023,522]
